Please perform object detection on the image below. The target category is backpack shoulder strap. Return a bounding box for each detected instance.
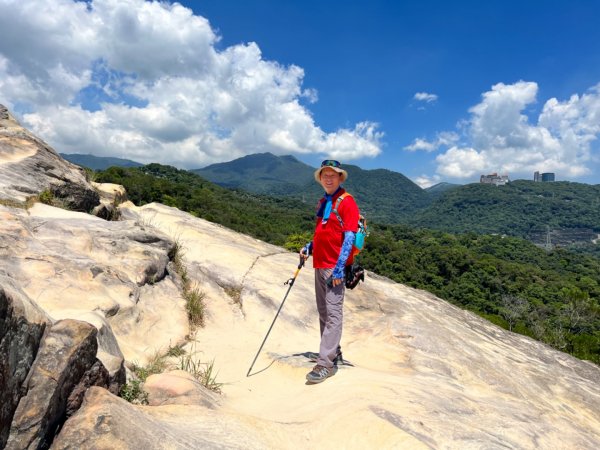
[332,193,352,228]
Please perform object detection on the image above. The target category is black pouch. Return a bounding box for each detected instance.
[344,264,365,289]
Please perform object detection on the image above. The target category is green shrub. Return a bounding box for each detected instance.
[119,379,148,405]
[38,189,54,205]
[284,231,313,252]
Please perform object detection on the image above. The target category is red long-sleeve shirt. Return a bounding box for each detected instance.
[312,188,359,268]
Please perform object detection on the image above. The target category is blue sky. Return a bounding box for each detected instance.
[1,0,599,186]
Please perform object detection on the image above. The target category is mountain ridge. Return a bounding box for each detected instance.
[60,153,143,170]
[62,152,600,251]
[193,152,429,223]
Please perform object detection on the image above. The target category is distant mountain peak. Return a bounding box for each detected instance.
[60,153,143,170]
[192,152,429,223]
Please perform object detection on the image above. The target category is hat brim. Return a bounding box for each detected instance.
[314,166,348,183]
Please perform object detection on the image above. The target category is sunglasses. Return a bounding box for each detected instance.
[320,159,341,168]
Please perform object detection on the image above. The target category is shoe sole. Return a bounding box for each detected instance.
[306,376,328,384]
[306,365,337,384]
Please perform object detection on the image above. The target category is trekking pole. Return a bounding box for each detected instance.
[246,255,305,377]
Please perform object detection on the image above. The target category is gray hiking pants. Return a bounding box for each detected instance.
[315,268,345,368]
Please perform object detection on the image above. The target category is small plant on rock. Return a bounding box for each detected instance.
[119,379,148,405]
[166,343,187,358]
[185,284,206,329]
[120,352,169,404]
[178,352,222,394]
[38,189,54,205]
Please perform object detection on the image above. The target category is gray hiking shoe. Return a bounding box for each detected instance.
[306,364,334,384]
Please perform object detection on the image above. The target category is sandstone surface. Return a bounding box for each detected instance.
[144,370,221,408]
[0,104,98,210]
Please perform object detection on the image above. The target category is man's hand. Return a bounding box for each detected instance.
[331,277,343,287]
[326,275,344,287]
[300,242,312,261]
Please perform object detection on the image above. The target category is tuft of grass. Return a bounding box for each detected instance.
[185,284,206,329]
[0,194,53,210]
[170,239,188,285]
[130,351,169,382]
[166,343,187,358]
[119,346,222,404]
[168,237,206,330]
[24,195,38,209]
[120,352,169,405]
[178,353,222,393]
[138,211,158,228]
[0,198,26,209]
[199,359,222,393]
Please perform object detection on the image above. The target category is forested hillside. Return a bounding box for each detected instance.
[192,153,317,196]
[410,180,600,239]
[77,154,600,256]
[94,164,600,364]
[95,164,315,245]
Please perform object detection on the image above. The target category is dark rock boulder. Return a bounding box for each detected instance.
[0,278,49,449]
[5,319,110,450]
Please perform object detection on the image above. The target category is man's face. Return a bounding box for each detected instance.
[319,167,342,194]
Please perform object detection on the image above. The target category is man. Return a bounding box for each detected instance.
[301,159,360,384]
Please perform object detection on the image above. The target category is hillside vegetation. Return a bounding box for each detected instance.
[95,164,315,245]
[194,154,600,256]
[410,180,600,240]
[192,152,317,196]
[192,152,429,224]
[94,164,600,364]
[75,153,600,255]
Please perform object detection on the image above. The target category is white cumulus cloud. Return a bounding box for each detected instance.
[413,174,441,189]
[404,131,458,152]
[432,81,600,180]
[0,0,382,167]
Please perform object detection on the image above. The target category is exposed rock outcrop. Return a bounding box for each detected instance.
[0,104,99,211]
[0,202,188,365]
[6,320,108,450]
[0,278,50,449]
[144,370,221,408]
[91,182,127,221]
[51,387,268,450]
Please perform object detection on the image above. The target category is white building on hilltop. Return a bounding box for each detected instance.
[480,173,509,186]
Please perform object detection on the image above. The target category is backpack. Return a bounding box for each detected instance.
[331,193,368,289]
